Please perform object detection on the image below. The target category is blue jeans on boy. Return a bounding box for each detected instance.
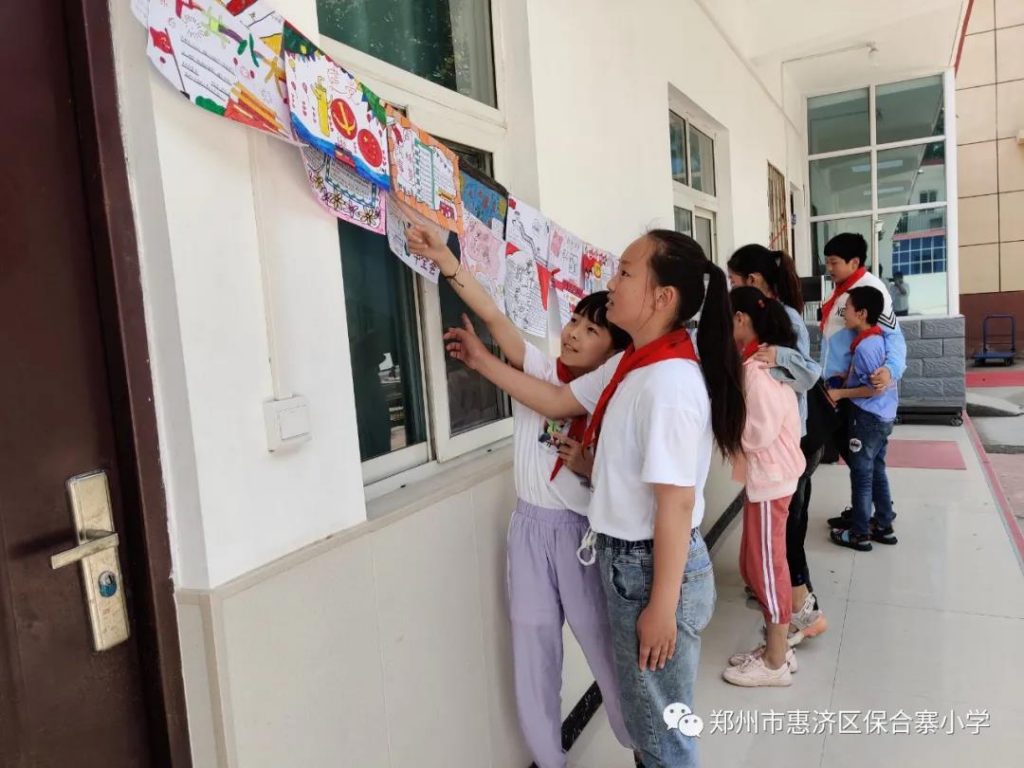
[596,529,715,768]
[847,406,895,537]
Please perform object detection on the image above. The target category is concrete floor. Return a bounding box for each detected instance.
[567,423,1024,768]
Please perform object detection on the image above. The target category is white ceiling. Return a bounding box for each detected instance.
[699,0,967,95]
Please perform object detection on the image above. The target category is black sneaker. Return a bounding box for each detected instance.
[830,528,872,551]
[827,507,854,529]
[870,523,898,545]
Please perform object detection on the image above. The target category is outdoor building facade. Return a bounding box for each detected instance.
[0,1,972,766]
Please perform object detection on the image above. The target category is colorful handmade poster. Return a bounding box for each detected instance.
[131,0,149,26]
[581,244,617,293]
[146,0,292,141]
[554,278,585,327]
[547,224,585,289]
[385,195,447,283]
[282,22,390,189]
[458,208,506,311]
[505,196,550,270]
[217,1,285,55]
[301,146,386,234]
[386,109,463,234]
[459,163,507,236]
[504,243,547,337]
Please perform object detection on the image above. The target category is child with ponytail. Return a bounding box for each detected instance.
[722,287,806,686]
[406,226,633,768]
[727,245,827,646]
[443,231,744,767]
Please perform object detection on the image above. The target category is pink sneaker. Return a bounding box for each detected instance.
[723,653,793,687]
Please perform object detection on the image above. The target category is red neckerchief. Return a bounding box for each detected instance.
[741,339,761,361]
[850,325,883,354]
[819,266,867,332]
[549,360,587,480]
[581,329,699,451]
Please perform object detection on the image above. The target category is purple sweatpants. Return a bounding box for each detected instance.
[507,499,632,768]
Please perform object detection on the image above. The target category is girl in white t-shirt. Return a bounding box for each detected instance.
[406,226,633,768]
[443,231,745,768]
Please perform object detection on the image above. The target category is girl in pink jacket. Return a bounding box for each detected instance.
[723,287,807,688]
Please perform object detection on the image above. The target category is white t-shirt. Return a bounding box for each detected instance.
[512,344,594,514]
[570,353,712,540]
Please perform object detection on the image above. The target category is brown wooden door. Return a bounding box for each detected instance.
[0,1,157,765]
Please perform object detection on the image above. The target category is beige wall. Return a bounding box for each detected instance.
[958,0,1024,293]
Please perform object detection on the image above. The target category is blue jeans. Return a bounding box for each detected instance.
[596,530,715,768]
[847,407,895,537]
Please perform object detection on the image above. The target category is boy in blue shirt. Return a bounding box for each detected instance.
[826,286,899,551]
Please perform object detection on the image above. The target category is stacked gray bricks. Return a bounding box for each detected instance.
[805,316,966,407]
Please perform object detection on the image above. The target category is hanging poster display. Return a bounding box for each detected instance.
[458,208,507,311]
[301,146,386,234]
[547,224,585,289]
[385,195,447,283]
[146,0,292,141]
[283,22,390,188]
[504,243,547,337]
[554,278,585,327]
[581,244,617,294]
[505,196,550,270]
[459,163,507,237]
[386,108,463,234]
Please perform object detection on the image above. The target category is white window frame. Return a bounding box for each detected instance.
[669,107,720,262]
[319,4,515,485]
[807,70,957,315]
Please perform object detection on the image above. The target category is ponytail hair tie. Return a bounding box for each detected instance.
[757,298,765,308]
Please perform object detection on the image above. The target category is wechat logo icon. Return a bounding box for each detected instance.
[663,703,704,738]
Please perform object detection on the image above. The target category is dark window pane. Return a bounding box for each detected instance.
[339,222,427,461]
[876,75,944,144]
[318,0,496,107]
[669,112,688,184]
[688,124,716,195]
[438,141,511,435]
[808,88,869,154]
[674,206,693,236]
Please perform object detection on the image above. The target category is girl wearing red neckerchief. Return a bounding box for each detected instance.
[444,231,745,768]
[406,225,633,768]
[721,288,806,687]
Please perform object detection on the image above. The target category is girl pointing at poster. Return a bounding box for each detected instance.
[442,230,745,768]
[406,226,633,768]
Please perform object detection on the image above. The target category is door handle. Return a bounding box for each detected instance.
[51,471,130,651]
[51,529,120,570]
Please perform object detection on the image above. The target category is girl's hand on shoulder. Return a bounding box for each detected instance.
[752,344,778,367]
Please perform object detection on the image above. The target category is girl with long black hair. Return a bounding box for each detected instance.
[728,245,827,646]
[444,231,744,767]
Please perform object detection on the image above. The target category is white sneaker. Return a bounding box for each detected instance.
[727,646,798,673]
[722,654,793,687]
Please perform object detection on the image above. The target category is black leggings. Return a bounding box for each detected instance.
[786,443,824,589]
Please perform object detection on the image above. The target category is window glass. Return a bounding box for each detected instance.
[688,124,716,195]
[809,153,872,216]
[877,208,947,315]
[673,206,693,236]
[339,221,428,461]
[318,0,497,107]
[875,75,944,144]
[669,112,688,185]
[807,88,870,154]
[694,215,714,261]
[877,142,945,210]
